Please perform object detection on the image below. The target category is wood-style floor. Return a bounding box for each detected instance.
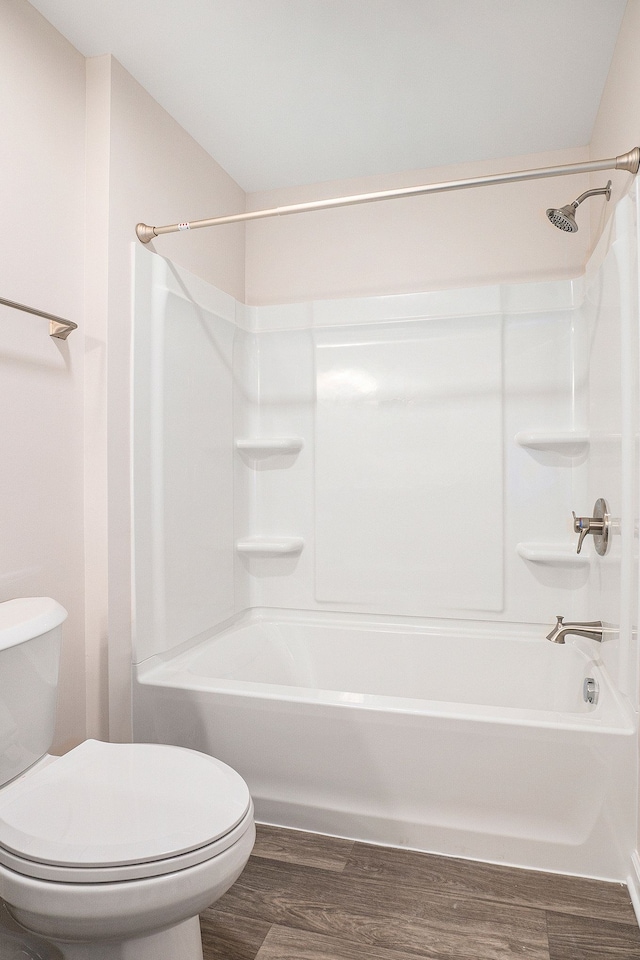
[200,824,640,960]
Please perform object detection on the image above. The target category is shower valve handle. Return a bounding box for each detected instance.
[572,513,597,553]
[572,499,610,556]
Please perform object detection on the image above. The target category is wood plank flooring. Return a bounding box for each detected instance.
[200,824,640,960]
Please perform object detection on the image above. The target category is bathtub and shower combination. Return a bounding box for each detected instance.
[135,611,634,879]
[132,185,640,889]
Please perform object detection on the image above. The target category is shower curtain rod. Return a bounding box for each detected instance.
[136,147,640,244]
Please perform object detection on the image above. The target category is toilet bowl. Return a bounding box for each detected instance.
[0,599,255,960]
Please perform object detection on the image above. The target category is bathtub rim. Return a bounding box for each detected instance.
[134,608,636,736]
[133,604,614,664]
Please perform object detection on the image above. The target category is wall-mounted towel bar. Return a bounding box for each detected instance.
[0,296,77,340]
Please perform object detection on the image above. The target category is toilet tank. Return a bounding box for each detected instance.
[0,598,67,787]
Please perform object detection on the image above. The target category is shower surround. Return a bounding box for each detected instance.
[132,187,639,884]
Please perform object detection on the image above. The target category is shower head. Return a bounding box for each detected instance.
[546,181,612,233]
[547,203,579,232]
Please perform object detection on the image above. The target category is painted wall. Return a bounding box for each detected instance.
[589,0,640,237]
[242,0,640,312]
[2,0,248,748]
[244,148,595,305]
[86,54,246,740]
[245,0,640,312]
[0,0,86,752]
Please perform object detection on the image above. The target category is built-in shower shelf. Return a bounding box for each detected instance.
[515,431,590,454]
[235,437,304,458]
[516,542,589,566]
[236,537,304,557]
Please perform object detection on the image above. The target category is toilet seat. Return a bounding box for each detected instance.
[0,740,252,883]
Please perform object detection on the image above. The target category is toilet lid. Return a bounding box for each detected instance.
[0,740,251,868]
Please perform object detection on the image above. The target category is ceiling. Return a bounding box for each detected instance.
[28,0,627,193]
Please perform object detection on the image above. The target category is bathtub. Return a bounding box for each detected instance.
[133,611,635,880]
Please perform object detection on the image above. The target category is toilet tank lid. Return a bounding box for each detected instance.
[0,598,67,651]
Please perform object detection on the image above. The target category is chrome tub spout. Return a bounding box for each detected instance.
[546,616,604,644]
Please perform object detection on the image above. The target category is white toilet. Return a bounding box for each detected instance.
[0,597,255,960]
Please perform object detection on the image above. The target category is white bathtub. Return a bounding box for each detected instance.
[133,612,635,879]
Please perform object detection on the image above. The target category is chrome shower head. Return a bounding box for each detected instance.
[546,181,611,233]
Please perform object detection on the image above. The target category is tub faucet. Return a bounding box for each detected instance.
[546,615,604,644]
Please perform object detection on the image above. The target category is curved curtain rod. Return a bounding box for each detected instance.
[136,147,640,244]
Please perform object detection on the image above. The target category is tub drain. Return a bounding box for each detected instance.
[583,677,599,705]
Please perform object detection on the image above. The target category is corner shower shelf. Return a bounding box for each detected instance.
[515,431,590,455]
[516,542,589,566]
[235,437,304,458]
[236,537,304,557]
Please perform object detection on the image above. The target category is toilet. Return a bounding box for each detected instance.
[0,597,255,960]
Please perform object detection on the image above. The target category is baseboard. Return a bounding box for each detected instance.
[627,850,640,927]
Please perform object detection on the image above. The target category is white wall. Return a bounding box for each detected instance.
[0,0,86,752]
[131,247,245,664]
[132,255,596,666]
[234,283,587,628]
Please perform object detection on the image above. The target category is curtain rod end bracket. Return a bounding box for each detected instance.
[616,148,640,174]
[136,223,157,244]
[49,319,77,340]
